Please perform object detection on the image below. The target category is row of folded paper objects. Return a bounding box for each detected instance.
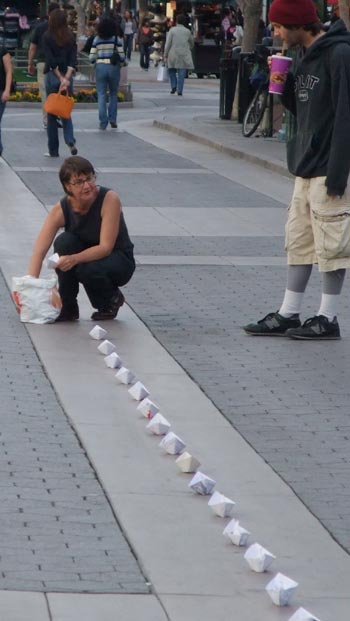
[89,326,322,620]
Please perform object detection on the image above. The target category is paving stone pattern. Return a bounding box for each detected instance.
[0,272,148,593]
[133,236,284,257]
[15,169,285,210]
[127,263,350,554]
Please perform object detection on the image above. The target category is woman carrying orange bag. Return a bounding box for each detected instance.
[43,9,77,158]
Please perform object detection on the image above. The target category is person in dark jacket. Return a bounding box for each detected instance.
[244,0,350,340]
[28,156,135,322]
[138,18,153,70]
[43,9,77,158]
[27,2,59,128]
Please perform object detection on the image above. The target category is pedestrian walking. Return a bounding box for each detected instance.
[89,17,124,130]
[244,0,350,340]
[0,46,12,158]
[164,14,194,96]
[121,11,137,61]
[28,2,60,129]
[138,18,153,70]
[43,9,77,158]
[27,156,135,322]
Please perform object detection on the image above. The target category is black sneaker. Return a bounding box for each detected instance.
[68,142,78,156]
[286,315,340,340]
[91,290,125,320]
[243,311,301,336]
[55,302,79,322]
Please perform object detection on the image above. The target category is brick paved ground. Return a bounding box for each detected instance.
[127,261,350,554]
[0,271,148,593]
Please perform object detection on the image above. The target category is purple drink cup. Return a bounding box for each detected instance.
[269,55,293,94]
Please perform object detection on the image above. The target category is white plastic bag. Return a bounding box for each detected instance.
[157,64,169,82]
[12,275,62,324]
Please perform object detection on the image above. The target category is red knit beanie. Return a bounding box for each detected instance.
[269,0,318,25]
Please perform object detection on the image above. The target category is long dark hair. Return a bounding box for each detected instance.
[97,17,117,39]
[48,9,73,46]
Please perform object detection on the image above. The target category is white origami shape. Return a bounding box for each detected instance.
[97,340,116,355]
[104,352,122,369]
[137,398,159,419]
[175,451,200,473]
[208,491,236,518]
[128,381,149,402]
[159,431,186,455]
[46,252,60,269]
[188,471,216,495]
[146,412,171,435]
[244,542,276,572]
[223,519,250,546]
[266,572,298,607]
[89,325,108,340]
[288,607,321,621]
[115,366,135,385]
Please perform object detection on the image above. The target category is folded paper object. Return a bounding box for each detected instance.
[146,412,171,435]
[97,340,116,355]
[137,397,159,419]
[223,519,250,546]
[89,325,108,340]
[46,252,60,269]
[175,451,200,473]
[208,491,236,518]
[265,572,298,607]
[288,607,321,621]
[115,366,135,385]
[128,381,150,402]
[188,471,216,495]
[104,352,122,369]
[244,542,276,572]
[159,431,186,455]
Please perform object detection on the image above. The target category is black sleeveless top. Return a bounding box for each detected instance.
[60,186,134,255]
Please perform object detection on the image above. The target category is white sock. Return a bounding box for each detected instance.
[317,293,338,321]
[279,289,304,318]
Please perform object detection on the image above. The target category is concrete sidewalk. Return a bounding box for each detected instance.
[153,114,289,178]
[0,62,349,621]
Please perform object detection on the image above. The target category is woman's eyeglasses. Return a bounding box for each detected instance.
[69,174,96,187]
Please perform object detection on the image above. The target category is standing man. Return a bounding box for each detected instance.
[244,0,350,340]
[28,2,59,128]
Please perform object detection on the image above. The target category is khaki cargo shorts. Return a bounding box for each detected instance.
[285,176,350,272]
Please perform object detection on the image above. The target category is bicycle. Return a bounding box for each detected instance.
[242,45,283,138]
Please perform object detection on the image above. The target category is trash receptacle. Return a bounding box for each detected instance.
[238,52,256,123]
[219,56,239,120]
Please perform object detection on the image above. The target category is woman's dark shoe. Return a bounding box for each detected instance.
[55,302,79,322]
[68,142,78,156]
[91,290,125,320]
[170,88,176,94]
[110,122,118,128]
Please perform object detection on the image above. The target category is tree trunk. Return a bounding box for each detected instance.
[241,0,263,53]
[138,0,148,25]
[339,0,350,30]
[70,0,92,38]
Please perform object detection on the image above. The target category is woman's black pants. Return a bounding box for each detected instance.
[54,232,135,310]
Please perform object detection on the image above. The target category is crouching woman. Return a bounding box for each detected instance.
[28,156,135,321]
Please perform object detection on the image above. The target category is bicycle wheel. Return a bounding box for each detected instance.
[242,83,269,137]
